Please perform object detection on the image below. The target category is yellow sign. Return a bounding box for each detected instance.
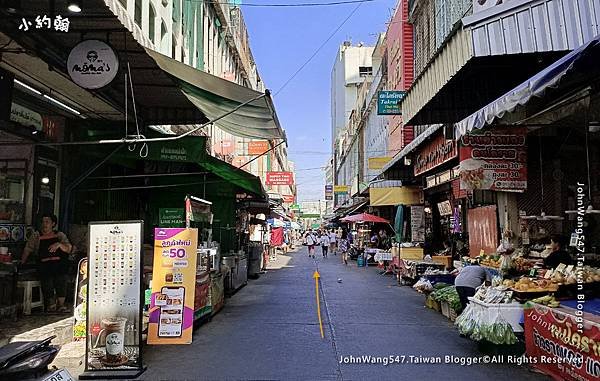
[368,157,392,169]
[369,186,423,206]
[333,185,349,194]
[148,228,198,345]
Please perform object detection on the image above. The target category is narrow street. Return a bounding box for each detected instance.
[141,246,547,381]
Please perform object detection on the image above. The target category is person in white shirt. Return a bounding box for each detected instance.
[320,233,330,258]
[328,230,337,255]
[304,229,318,258]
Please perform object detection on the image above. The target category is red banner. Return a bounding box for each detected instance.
[459,127,527,192]
[266,171,294,186]
[282,195,295,203]
[524,304,600,381]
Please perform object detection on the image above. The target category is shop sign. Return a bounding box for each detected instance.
[368,156,392,170]
[10,103,42,131]
[459,127,527,192]
[524,303,600,381]
[213,139,234,155]
[377,91,406,115]
[67,40,119,90]
[248,140,269,155]
[410,206,425,242]
[282,194,295,203]
[414,134,457,176]
[159,208,185,228]
[84,221,144,376]
[266,171,294,186]
[148,228,198,345]
[425,166,460,189]
[473,0,516,15]
[437,200,452,216]
[325,194,333,200]
[18,14,70,33]
[333,185,349,194]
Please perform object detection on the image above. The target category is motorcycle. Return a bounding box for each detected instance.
[0,336,72,380]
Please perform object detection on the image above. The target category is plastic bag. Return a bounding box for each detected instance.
[412,278,433,293]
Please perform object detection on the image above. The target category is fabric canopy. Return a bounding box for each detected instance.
[454,34,600,138]
[369,187,423,207]
[199,155,265,197]
[145,48,286,141]
[341,213,390,224]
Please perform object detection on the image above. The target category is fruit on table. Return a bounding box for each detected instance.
[512,277,559,292]
[531,295,560,308]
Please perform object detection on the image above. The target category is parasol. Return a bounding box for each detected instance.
[341,213,390,224]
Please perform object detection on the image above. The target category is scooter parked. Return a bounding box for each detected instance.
[0,336,72,380]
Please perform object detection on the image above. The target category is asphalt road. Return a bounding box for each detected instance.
[140,246,548,381]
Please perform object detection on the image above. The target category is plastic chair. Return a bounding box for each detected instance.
[17,281,44,315]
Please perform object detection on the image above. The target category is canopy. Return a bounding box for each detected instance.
[341,213,390,224]
[454,34,600,138]
[199,155,265,197]
[369,187,423,207]
[145,49,286,141]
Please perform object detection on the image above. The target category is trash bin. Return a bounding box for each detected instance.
[357,256,365,267]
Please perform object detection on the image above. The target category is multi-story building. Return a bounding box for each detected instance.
[116,0,294,202]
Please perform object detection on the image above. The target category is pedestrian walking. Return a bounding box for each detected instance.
[320,232,330,258]
[304,229,318,258]
[328,229,337,255]
[339,229,349,265]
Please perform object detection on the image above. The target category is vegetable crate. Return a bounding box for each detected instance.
[441,301,458,321]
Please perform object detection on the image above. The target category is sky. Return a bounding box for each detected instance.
[242,0,397,202]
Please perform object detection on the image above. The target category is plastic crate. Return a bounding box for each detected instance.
[440,301,457,321]
[468,297,524,333]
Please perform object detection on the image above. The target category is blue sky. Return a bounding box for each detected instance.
[243,0,396,202]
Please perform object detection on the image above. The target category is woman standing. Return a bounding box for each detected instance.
[339,229,349,265]
[304,229,318,258]
[21,214,73,313]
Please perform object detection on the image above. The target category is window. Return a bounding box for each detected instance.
[358,66,373,77]
[134,0,142,26]
[149,5,156,43]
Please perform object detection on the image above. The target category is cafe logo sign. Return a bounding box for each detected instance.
[67,40,119,89]
[109,226,123,235]
[414,134,458,176]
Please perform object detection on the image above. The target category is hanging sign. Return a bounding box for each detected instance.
[377,91,406,115]
[266,171,294,186]
[67,40,119,89]
[459,127,527,192]
[414,133,457,176]
[83,221,145,379]
[247,141,270,155]
[325,184,334,200]
[159,208,185,228]
[333,185,349,194]
[148,228,198,345]
[368,157,392,169]
[10,103,42,131]
[282,194,295,203]
[524,303,600,381]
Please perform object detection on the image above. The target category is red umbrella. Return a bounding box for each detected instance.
[341,213,390,224]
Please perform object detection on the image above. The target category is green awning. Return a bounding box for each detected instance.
[145,48,286,141]
[199,155,265,198]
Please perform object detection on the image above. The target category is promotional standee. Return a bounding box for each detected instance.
[148,228,199,345]
[81,221,145,380]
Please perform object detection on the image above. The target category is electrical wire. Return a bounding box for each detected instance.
[273,1,365,96]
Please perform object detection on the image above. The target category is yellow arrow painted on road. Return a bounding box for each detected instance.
[313,270,324,339]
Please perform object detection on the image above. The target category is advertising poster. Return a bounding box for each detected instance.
[73,258,88,341]
[524,303,600,381]
[459,127,527,192]
[83,221,144,378]
[265,171,294,185]
[148,228,198,345]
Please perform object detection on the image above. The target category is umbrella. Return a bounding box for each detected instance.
[341,213,390,224]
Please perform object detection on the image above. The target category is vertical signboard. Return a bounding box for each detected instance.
[73,258,88,341]
[82,221,145,379]
[410,206,425,242]
[325,184,333,201]
[467,205,498,258]
[148,228,198,344]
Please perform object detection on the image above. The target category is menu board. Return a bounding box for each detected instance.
[81,221,145,379]
[148,228,198,345]
[411,206,425,242]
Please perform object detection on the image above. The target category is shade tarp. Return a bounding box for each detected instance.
[369,187,423,207]
[199,155,265,197]
[341,213,390,224]
[145,48,286,140]
[454,34,600,138]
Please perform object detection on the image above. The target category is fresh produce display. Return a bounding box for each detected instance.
[431,285,461,312]
[547,266,600,285]
[505,277,558,292]
[512,257,535,272]
[473,286,513,304]
[455,303,518,345]
[478,255,500,268]
[530,295,560,307]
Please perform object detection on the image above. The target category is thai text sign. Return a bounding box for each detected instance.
[368,157,392,169]
[459,127,527,192]
[266,171,294,185]
[334,185,349,194]
[377,91,406,115]
[524,303,600,381]
[148,228,198,344]
[414,133,457,176]
[248,141,269,155]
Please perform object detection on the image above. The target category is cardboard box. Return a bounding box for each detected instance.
[432,255,453,269]
[399,247,424,260]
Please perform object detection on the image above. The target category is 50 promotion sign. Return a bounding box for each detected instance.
[148,228,198,345]
[524,303,600,380]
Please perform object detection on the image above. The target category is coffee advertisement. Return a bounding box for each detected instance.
[148,228,198,345]
[84,221,144,376]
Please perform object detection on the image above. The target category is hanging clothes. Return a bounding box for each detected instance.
[270,227,284,247]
